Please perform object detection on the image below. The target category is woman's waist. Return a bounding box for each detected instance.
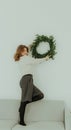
[23,73,33,77]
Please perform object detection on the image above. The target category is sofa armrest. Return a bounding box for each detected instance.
[64,105,71,130]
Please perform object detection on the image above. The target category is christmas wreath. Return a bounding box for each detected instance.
[30,34,56,59]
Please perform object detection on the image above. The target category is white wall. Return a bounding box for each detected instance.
[0,0,71,110]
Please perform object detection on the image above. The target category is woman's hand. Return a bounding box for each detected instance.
[45,55,51,61]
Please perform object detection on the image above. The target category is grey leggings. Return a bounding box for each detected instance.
[19,74,44,124]
[20,74,44,102]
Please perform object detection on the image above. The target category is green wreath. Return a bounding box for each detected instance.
[30,34,56,59]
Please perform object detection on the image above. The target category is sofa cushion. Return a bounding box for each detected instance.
[12,121,64,130]
[25,100,65,123]
[0,99,65,123]
[0,99,20,120]
[0,120,17,130]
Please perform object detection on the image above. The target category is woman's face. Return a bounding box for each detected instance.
[21,48,28,56]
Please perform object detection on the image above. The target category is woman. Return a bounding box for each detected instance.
[14,44,50,126]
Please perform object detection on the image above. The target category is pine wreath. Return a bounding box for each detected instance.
[30,34,56,59]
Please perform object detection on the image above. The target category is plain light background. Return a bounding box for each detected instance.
[0,0,71,110]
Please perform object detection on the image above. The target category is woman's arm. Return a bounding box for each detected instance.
[29,55,50,65]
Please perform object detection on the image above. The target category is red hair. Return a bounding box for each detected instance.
[14,45,29,61]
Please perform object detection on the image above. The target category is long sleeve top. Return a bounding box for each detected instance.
[18,53,48,78]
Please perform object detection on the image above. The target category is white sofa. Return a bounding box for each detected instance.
[0,99,71,130]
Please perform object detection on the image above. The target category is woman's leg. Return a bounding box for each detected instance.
[19,74,33,126]
[19,101,29,126]
[32,85,44,102]
[32,93,44,102]
[20,75,33,103]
